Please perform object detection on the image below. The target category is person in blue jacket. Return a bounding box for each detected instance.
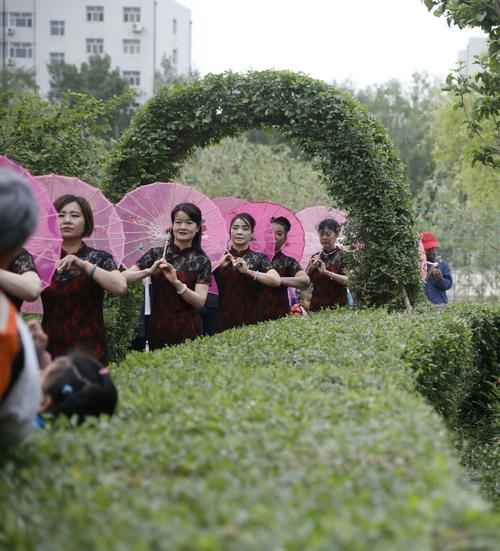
[422,232,452,304]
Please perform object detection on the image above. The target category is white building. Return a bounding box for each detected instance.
[1,0,191,102]
[458,37,488,76]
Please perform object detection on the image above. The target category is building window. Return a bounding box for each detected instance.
[172,49,178,65]
[50,21,65,36]
[123,7,141,22]
[123,39,141,54]
[173,18,177,34]
[9,12,33,27]
[49,52,65,63]
[123,70,140,86]
[86,38,104,54]
[86,6,104,22]
[9,42,33,58]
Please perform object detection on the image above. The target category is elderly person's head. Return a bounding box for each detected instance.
[0,169,38,269]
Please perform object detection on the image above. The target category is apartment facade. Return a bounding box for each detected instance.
[1,0,191,102]
[458,37,488,76]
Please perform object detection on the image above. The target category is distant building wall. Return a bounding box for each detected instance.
[1,0,191,102]
[457,37,488,76]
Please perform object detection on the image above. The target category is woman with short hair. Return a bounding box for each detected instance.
[306,218,348,310]
[0,168,41,448]
[41,194,127,365]
[260,216,310,321]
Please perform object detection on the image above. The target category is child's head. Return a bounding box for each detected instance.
[40,354,118,422]
[298,288,313,312]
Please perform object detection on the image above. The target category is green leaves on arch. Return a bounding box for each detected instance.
[106,70,421,308]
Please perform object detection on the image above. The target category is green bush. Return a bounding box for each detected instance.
[104,284,143,363]
[1,306,499,550]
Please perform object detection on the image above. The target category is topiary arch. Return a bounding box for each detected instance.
[106,70,421,308]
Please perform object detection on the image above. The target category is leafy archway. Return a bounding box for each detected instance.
[107,70,421,307]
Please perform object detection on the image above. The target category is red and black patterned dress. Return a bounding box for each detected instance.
[7,249,38,311]
[309,247,348,311]
[214,247,273,332]
[136,245,211,350]
[41,243,117,365]
[260,251,303,321]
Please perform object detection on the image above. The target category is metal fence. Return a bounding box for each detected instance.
[416,208,500,303]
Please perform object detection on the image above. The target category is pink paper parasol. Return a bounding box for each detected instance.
[116,182,227,269]
[252,201,305,263]
[296,206,347,268]
[0,156,62,300]
[34,174,125,267]
[211,197,276,259]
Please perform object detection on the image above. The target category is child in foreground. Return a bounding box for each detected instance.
[29,320,118,426]
[39,353,117,424]
[291,288,312,317]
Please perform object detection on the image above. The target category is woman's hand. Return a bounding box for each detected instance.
[161,262,179,284]
[307,255,321,274]
[220,252,235,268]
[316,259,328,275]
[57,254,85,273]
[27,320,52,370]
[233,257,250,275]
[147,258,168,277]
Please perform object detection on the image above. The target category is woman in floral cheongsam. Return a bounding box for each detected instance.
[214,212,280,332]
[123,203,212,349]
[259,216,310,321]
[41,195,127,365]
[306,218,348,311]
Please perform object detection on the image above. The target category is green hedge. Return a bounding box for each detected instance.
[1,307,499,550]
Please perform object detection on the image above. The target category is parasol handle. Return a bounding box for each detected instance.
[162,231,171,259]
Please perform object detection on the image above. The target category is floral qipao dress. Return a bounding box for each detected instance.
[214,247,273,332]
[7,249,38,311]
[41,243,117,365]
[136,245,212,349]
[260,251,302,321]
[309,247,348,311]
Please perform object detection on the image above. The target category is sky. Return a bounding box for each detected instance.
[179,0,486,87]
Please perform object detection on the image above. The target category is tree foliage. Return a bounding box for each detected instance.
[177,135,330,210]
[0,66,37,93]
[420,91,500,210]
[0,90,123,183]
[424,0,500,168]
[48,54,135,137]
[154,54,200,93]
[351,73,437,196]
[106,70,422,308]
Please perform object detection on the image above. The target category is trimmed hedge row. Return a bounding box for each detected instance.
[1,306,499,550]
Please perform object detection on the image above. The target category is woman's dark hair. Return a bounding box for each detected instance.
[230,212,256,232]
[271,216,291,235]
[171,202,203,250]
[0,169,38,256]
[54,194,95,237]
[42,354,118,423]
[318,218,341,234]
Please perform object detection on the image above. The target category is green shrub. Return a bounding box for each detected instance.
[104,284,143,363]
[1,307,499,550]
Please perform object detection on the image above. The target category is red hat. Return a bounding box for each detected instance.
[421,232,439,250]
